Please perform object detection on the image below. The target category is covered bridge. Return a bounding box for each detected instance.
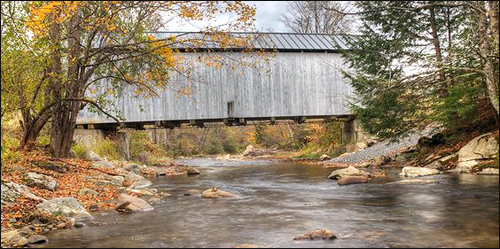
[76,32,355,130]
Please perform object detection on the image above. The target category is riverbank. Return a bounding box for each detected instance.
[0,148,200,247]
[2,127,498,247]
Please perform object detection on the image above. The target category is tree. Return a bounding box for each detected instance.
[280,1,352,34]
[341,1,499,140]
[1,1,258,157]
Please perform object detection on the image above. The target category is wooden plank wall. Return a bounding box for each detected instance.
[76,52,353,124]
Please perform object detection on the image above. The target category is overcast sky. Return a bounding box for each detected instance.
[161,1,290,32]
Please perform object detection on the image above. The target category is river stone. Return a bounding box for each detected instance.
[328,166,371,180]
[386,179,440,185]
[147,197,163,205]
[357,162,372,168]
[455,133,499,173]
[37,198,93,220]
[478,168,499,175]
[1,230,23,246]
[128,179,152,189]
[184,189,201,196]
[201,188,235,198]
[400,166,440,177]
[91,160,115,170]
[338,176,369,185]
[27,235,48,244]
[1,182,43,205]
[319,154,331,161]
[186,167,201,175]
[293,229,337,241]
[116,194,154,212]
[124,163,142,175]
[78,187,98,196]
[24,172,58,191]
[85,150,104,161]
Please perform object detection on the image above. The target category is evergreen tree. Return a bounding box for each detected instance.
[342,1,499,140]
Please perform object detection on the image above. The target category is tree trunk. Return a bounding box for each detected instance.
[478,1,499,115]
[429,6,448,97]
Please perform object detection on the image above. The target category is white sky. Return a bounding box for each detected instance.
[161,1,290,32]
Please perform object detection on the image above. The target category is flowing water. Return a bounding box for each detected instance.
[38,159,499,248]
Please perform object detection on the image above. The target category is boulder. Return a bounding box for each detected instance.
[78,187,98,196]
[85,150,104,161]
[128,179,152,189]
[27,235,48,244]
[1,182,43,205]
[91,160,115,170]
[115,194,154,212]
[184,189,201,196]
[438,154,458,166]
[338,176,369,185]
[91,173,124,186]
[386,179,440,185]
[319,154,331,161]
[201,188,235,198]
[328,166,371,180]
[477,168,499,175]
[456,133,499,173]
[24,172,58,191]
[243,144,255,156]
[186,167,201,175]
[400,167,440,177]
[1,230,25,247]
[37,198,92,221]
[124,163,143,175]
[147,197,163,205]
[293,229,337,241]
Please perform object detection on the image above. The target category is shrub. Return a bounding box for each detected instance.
[93,137,123,161]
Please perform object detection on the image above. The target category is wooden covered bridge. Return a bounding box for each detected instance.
[76,32,355,130]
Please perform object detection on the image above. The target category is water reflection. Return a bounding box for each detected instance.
[38,160,499,248]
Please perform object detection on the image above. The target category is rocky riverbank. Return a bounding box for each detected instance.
[324,130,499,186]
[0,150,200,248]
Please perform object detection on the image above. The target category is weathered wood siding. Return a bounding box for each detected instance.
[76,52,353,124]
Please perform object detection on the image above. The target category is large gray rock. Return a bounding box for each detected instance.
[115,194,154,212]
[400,167,440,177]
[37,198,92,220]
[91,160,115,170]
[24,172,58,191]
[27,235,48,244]
[328,166,371,180]
[85,150,104,161]
[319,154,331,161]
[293,229,337,241]
[186,167,201,175]
[1,182,43,205]
[91,173,124,186]
[201,188,235,198]
[455,133,499,173]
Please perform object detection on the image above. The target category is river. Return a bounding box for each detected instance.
[37,158,499,248]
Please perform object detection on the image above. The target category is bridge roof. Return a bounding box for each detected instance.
[153,32,351,52]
